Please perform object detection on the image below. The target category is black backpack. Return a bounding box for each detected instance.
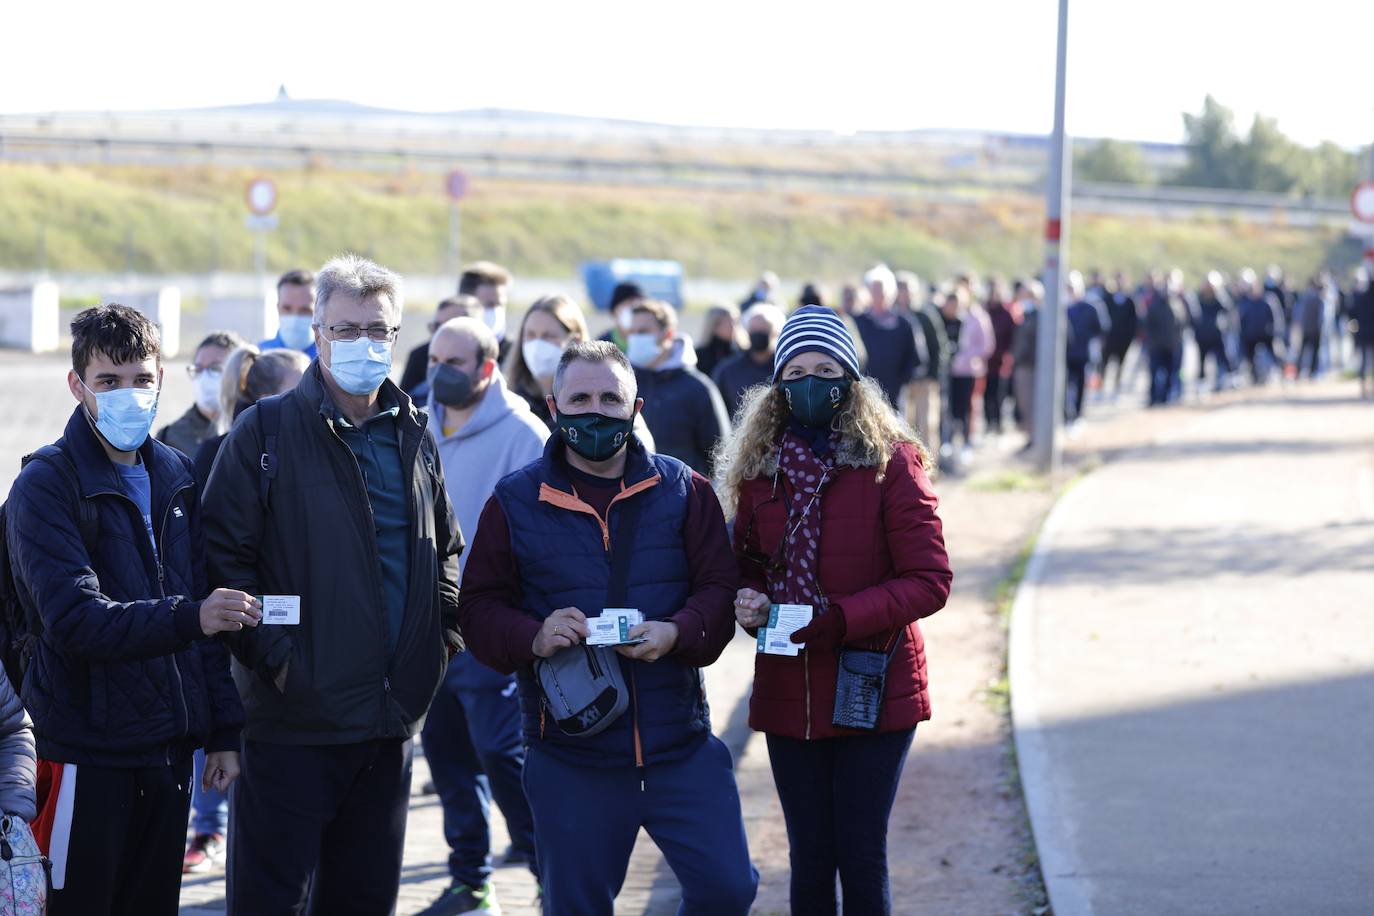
[0,445,99,689]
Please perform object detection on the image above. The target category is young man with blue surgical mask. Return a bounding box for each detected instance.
[201,254,464,915]
[5,303,257,915]
[258,269,318,359]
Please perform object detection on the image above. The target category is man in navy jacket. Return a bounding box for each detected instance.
[458,341,757,916]
[5,303,256,915]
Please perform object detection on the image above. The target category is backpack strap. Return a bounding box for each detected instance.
[255,395,283,508]
[22,445,98,554]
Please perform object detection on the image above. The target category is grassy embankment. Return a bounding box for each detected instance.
[0,162,1356,305]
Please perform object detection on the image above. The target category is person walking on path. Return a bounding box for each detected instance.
[258,269,318,359]
[183,344,307,875]
[894,271,948,451]
[1010,280,1042,438]
[457,340,757,915]
[1292,277,1327,380]
[1142,276,1188,407]
[714,305,952,916]
[201,255,464,915]
[853,265,919,407]
[1351,267,1374,399]
[5,304,250,915]
[627,299,730,476]
[1235,269,1286,385]
[1101,272,1139,401]
[1064,272,1110,424]
[415,317,547,916]
[943,290,994,460]
[1192,271,1235,392]
[982,279,1018,434]
[695,304,745,380]
[713,304,786,420]
[157,330,245,457]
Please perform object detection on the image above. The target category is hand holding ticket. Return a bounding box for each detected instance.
[757,604,813,656]
[258,595,301,626]
[586,609,646,646]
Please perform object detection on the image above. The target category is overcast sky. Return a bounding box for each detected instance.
[6,0,1372,148]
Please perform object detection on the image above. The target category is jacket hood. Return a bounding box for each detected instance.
[428,370,532,442]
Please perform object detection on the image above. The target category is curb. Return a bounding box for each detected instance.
[1007,473,1097,916]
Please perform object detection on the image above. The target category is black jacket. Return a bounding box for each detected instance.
[6,409,243,766]
[711,351,772,420]
[201,364,463,745]
[633,364,730,478]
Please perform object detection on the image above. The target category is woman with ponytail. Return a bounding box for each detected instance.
[713,305,953,916]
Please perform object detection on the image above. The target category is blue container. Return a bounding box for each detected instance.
[581,259,684,311]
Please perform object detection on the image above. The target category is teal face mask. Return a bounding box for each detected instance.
[778,374,852,429]
[558,410,635,462]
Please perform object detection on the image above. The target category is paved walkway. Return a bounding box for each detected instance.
[1011,385,1374,915]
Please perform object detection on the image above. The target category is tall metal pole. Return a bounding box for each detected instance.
[1032,0,1071,474]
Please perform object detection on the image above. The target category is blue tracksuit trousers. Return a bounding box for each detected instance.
[523,734,757,916]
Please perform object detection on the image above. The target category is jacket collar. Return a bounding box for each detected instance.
[61,405,192,499]
[536,426,657,495]
[296,360,426,434]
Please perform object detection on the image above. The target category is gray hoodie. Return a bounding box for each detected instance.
[428,370,549,578]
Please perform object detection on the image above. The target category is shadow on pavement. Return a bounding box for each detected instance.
[1030,670,1374,915]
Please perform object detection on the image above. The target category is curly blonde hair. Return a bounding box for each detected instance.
[713,375,931,517]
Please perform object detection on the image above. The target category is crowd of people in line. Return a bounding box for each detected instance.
[0,249,1369,916]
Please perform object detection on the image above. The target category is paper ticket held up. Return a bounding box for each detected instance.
[259,595,301,626]
[756,603,813,656]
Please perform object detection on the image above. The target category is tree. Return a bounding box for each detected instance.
[1075,139,1150,185]
[1171,95,1244,188]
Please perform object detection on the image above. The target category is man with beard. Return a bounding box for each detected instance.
[417,317,548,915]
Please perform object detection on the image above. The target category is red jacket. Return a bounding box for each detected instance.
[733,441,951,739]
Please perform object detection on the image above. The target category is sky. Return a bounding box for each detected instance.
[4,0,1372,149]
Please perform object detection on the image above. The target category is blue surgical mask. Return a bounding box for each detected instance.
[626,333,661,368]
[277,314,315,351]
[325,336,393,395]
[82,381,159,452]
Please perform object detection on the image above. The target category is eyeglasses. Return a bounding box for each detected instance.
[324,323,400,343]
[186,365,224,379]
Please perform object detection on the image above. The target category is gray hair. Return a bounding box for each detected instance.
[313,254,404,328]
[863,263,897,300]
[552,339,636,399]
[433,316,498,366]
[740,303,786,332]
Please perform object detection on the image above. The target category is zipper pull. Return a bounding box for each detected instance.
[383,676,392,693]
[639,766,646,793]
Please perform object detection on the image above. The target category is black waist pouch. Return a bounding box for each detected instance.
[831,632,903,731]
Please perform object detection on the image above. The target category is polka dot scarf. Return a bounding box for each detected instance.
[765,431,838,609]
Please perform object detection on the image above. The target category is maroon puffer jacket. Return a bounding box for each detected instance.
[733,441,951,739]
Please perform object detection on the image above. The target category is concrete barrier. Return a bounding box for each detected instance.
[206,290,276,346]
[0,283,60,352]
[110,287,182,357]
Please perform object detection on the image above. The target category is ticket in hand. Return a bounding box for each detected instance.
[259,595,301,626]
[756,603,813,656]
[586,609,646,646]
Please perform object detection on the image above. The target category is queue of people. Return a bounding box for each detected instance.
[4,247,1369,916]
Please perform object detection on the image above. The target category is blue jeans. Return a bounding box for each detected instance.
[420,669,537,887]
[523,736,757,916]
[190,747,229,835]
[766,728,916,916]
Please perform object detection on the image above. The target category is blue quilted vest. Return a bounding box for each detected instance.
[494,436,710,768]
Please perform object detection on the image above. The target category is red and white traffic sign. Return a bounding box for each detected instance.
[1351,181,1374,224]
[246,177,278,216]
[445,169,469,202]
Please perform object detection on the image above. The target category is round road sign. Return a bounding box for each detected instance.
[246,177,278,216]
[1352,181,1374,224]
[446,169,469,201]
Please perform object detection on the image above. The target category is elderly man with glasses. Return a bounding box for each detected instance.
[202,254,465,916]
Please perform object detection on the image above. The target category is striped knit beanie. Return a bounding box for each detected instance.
[772,305,862,382]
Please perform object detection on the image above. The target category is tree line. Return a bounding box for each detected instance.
[1075,95,1369,198]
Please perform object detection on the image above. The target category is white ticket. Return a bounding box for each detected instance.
[259,595,301,626]
[756,603,813,656]
[585,609,645,646]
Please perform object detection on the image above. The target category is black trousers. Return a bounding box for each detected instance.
[227,738,413,916]
[767,729,916,916]
[1065,360,1088,422]
[49,757,193,916]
